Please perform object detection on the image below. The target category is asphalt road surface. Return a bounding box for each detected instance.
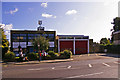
[2,53,120,80]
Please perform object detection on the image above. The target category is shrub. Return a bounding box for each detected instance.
[59,50,72,59]
[4,51,15,62]
[48,51,56,59]
[2,47,8,59]
[44,55,52,60]
[27,52,38,61]
[54,53,59,59]
[59,52,66,59]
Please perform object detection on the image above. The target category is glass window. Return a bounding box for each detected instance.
[28,34,35,36]
[35,34,40,37]
[20,34,26,36]
[20,37,26,40]
[28,37,35,39]
[12,34,19,37]
[42,34,48,37]
[12,37,18,40]
[49,34,54,37]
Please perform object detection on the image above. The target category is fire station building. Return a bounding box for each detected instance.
[57,35,90,55]
[10,21,93,55]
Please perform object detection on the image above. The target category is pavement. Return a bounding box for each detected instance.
[2,58,74,65]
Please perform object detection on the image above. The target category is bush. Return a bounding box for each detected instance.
[59,50,72,59]
[44,55,52,60]
[2,47,8,59]
[106,45,120,54]
[59,52,66,59]
[4,51,15,62]
[48,51,56,59]
[27,52,38,61]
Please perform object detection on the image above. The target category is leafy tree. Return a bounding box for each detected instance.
[32,36,49,52]
[0,28,9,58]
[100,38,111,46]
[111,17,120,32]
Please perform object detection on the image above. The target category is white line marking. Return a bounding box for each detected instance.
[66,72,103,78]
[28,68,43,70]
[102,63,111,67]
[88,64,92,68]
[67,66,71,69]
[52,67,55,69]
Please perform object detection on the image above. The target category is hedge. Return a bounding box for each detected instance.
[4,51,15,62]
[48,51,56,59]
[59,50,72,59]
[27,52,38,61]
[106,45,120,54]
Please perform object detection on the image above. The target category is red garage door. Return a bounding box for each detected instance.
[75,41,88,54]
[60,41,73,54]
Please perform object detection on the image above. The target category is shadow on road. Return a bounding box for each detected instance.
[99,53,120,58]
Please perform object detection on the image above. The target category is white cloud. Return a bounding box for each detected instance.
[5,24,13,30]
[0,23,13,30]
[65,10,77,15]
[42,13,56,18]
[9,8,18,14]
[41,2,48,8]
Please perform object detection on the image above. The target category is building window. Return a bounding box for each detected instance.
[28,34,35,36]
[28,37,35,40]
[49,34,54,37]
[20,37,26,40]
[20,34,26,37]
[12,34,19,37]
[35,34,41,37]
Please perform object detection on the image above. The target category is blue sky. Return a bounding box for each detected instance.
[1,1,118,42]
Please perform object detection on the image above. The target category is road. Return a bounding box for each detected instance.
[2,53,120,80]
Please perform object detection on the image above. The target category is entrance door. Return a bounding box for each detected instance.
[75,41,88,54]
[60,41,73,54]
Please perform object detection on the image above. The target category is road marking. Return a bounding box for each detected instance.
[67,66,71,69]
[102,63,111,67]
[28,68,44,71]
[3,65,8,67]
[88,54,90,56]
[52,67,55,69]
[88,64,92,68]
[66,72,103,78]
[79,55,82,57]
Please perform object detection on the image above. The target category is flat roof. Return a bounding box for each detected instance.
[10,30,56,33]
[57,35,89,37]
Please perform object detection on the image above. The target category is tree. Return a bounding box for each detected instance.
[100,38,111,45]
[111,17,120,32]
[0,28,9,58]
[32,36,49,52]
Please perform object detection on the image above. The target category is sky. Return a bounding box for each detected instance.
[0,0,119,43]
